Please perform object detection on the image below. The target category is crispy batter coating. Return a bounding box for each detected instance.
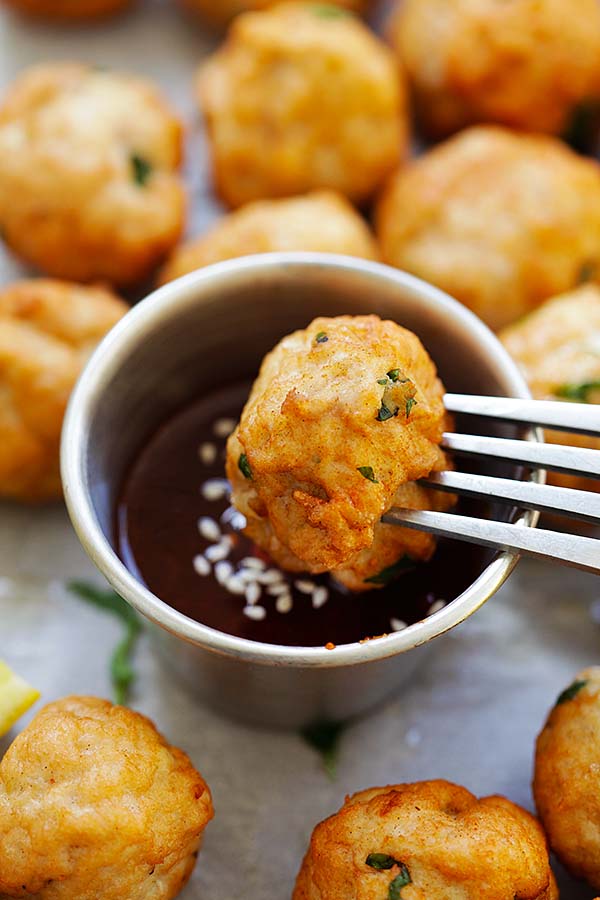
[226,315,452,591]
[501,284,600,491]
[376,126,600,331]
[2,0,131,18]
[534,667,600,890]
[0,63,184,287]
[388,0,600,139]
[0,279,126,503]
[197,3,408,208]
[181,0,368,28]
[294,780,557,900]
[159,191,378,284]
[0,696,213,900]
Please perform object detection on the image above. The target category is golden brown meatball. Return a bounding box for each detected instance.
[388,0,600,139]
[181,0,368,28]
[0,696,213,900]
[534,667,600,890]
[0,63,185,287]
[376,126,600,331]
[197,3,408,208]
[0,279,127,503]
[500,284,600,492]
[226,315,453,591]
[159,191,378,284]
[2,0,131,19]
[294,780,557,900]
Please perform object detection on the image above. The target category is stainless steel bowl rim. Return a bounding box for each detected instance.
[61,253,540,669]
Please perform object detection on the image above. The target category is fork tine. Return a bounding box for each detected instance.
[444,394,600,436]
[442,432,600,479]
[421,471,600,525]
[381,508,600,574]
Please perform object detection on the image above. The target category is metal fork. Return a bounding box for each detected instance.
[383,396,600,575]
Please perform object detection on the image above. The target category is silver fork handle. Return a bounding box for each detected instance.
[444,394,600,437]
[442,432,600,479]
[382,508,600,574]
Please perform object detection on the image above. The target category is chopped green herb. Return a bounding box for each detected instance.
[68,581,142,706]
[366,854,397,871]
[388,866,412,899]
[130,153,152,187]
[315,331,329,343]
[377,378,389,386]
[301,719,347,779]
[555,381,600,402]
[578,260,597,284]
[238,453,253,479]
[377,401,398,422]
[556,679,588,706]
[387,369,409,383]
[405,397,417,418]
[365,556,414,586]
[312,3,350,16]
[357,466,378,483]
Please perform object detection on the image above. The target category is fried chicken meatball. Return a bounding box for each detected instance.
[159,192,378,284]
[501,284,600,491]
[376,126,600,331]
[2,0,131,19]
[0,63,184,287]
[226,315,453,591]
[294,780,557,900]
[534,667,600,890]
[0,279,126,503]
[0,696,213,900]
[197,3,408,208]
[181,0,368,28]
[388,0,600,139]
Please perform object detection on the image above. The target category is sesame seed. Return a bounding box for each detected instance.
[267,582,291,596]
[198,442,217,465]
[214,561,233,585]
[295,579,316,594]
[225,576,246,596]
[390,617,408,632]
[245,582,262,606]
[243,604,266,621]
[213,417,237,438]
[312,586,329,609]
[198,516,221,542]
[275,594,293,614]
[220,504,247,531]
[205,537,232,562]
[201,478,230,502]
[256,568,284,585]
[428,599,446,615]
[240,557,266,570]
[192,555,211,576]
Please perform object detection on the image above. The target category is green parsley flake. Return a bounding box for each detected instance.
[365,556,414,585]
[556,679,588,706]
[357,466,378,483]
[555,381,600,402]
[312,3,350,17]
[387,369,409,383]
[377,401,398,422]
[405,397,417,418]
[130,153,152,187]
[315,331,329,343]
[388,866,412,899]
[366,854,397,871]
[238,453,253,479]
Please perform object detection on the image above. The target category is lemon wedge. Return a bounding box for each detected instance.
[0,661,39,737]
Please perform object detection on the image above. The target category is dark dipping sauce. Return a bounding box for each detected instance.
[115,382,488,648]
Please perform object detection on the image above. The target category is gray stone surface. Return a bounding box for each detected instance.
[0,3,599,898]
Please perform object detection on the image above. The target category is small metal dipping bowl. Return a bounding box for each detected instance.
[61,254,537,728]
